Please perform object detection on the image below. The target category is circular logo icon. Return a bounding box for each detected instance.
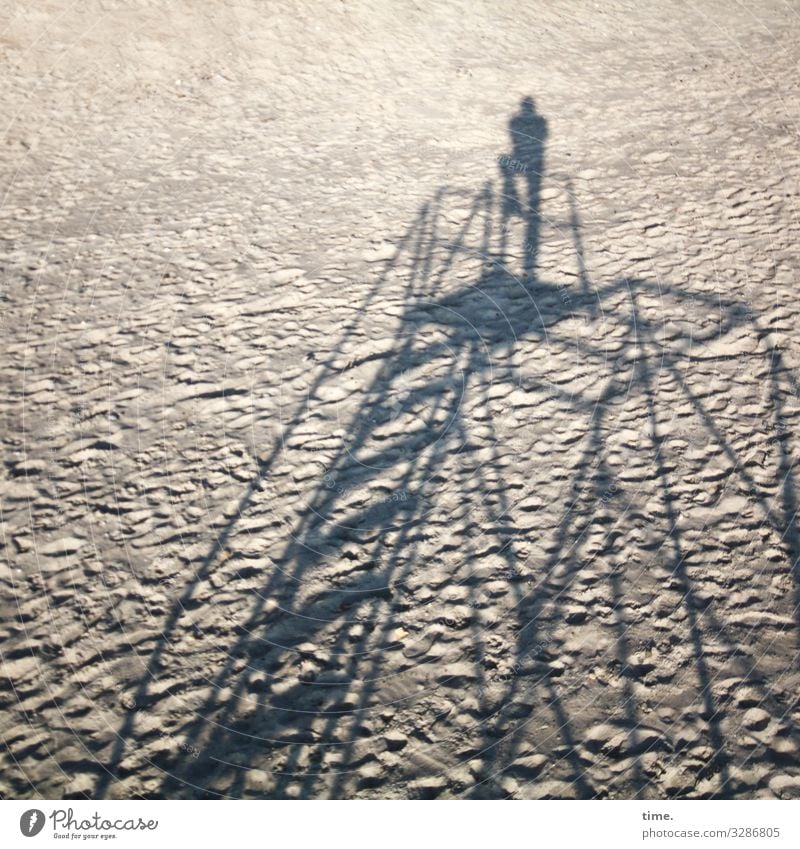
[20,810,45,837]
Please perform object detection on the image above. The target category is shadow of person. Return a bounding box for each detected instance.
[499,96,547,276]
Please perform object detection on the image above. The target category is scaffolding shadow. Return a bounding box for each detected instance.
[95,97,800,800]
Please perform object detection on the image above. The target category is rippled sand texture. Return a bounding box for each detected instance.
[2,0,800,799]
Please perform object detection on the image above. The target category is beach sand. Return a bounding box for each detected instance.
[2,0,800,799]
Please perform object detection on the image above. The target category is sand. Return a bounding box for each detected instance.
[2,0,800,799]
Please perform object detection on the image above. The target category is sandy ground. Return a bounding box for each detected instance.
[2,0,800,799]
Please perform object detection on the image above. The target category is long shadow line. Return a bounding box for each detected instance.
[93,193,451,797]
[149,182,500,794]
